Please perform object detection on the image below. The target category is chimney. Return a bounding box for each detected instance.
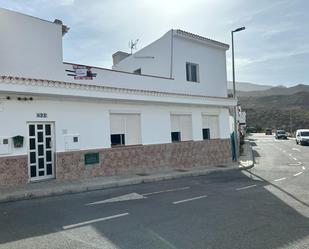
[112,51,130,65]
[54,19,70,36]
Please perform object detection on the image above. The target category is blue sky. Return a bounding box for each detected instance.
[1,0,308,86]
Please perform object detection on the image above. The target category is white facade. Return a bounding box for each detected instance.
[0,8,64,81]
[112,30,229,98]
[0,92,231,156]
[0,8,236,182]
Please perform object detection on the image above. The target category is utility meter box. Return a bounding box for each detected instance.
[64,134,80,151]
[0,137,11,155]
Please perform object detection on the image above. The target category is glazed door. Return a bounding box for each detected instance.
[28,123,54,181]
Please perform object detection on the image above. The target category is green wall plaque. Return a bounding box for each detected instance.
[84,152,100,165]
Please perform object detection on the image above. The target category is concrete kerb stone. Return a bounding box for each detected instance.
[0,164,244,204]
[238,139,255,170]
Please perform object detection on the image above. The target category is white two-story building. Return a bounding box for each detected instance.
[0,8,236,186]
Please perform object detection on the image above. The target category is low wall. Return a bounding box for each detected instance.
[0,139,232,186]
[0,155,28,186]
[56,139,232,181]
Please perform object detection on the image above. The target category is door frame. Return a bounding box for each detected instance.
[27,121,56,182]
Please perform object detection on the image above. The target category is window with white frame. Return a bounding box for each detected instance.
[170,114,192,142]
[110,113,142,147]
[202,115,220,139]
[186,62,199,82]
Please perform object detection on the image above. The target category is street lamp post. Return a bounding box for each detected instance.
[231,26,245,161]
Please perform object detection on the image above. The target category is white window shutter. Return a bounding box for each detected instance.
[110,114,125,134]
[171,115,180,132]
[125,114,141,145]
[202,115,219,139]
[180,115,192,141]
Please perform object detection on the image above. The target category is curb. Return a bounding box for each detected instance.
[0,165,240,204]
[238,140,255,170]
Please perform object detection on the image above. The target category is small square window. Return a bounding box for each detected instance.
[111,134,125,147]
[186,62,199,82]
[73,136,78,143]
[2,139,8,145]
[202,128,210,140]
[171,132,181,142]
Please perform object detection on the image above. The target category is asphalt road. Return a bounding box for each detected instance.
[0,133,308,249]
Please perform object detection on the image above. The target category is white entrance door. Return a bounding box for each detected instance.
[28,123,55,181]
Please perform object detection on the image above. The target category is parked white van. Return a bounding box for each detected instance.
[295,129,309,145]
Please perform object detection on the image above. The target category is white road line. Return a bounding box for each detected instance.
[288,162,302,166]
[302,166,306,170]
[86,193,145,205]
[62,213,129,230]
[293,172,303,177]
[292,157,298,161]
[235,184,257,191]
[292,148,300,152]
[142,186,190,196]
[173,195,207,204]
[288,153,292,157]
[274,177,287,182]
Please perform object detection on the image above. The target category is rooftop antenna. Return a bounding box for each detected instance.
[129,39,139,54]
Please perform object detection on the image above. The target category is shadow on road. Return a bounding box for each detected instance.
[0,169,308,249]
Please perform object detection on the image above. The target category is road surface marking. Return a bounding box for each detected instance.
[86,193,145,205]
[288,162,302,166]
[288,153,292,157]
[63,213,129,230]
[293,172,303,177]
[274,177,287,182]
[302,166,306,170]
[236,184,257,191]
[173,195,207,204]
[292,157,298,161]
[292,148,300,152]
[142,186,190,196]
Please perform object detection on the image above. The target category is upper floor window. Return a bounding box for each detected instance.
[186,62,199,82]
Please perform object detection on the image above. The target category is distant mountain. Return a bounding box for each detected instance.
[237,84,309,97]
[227,81,273,92]
[238,84,309,132]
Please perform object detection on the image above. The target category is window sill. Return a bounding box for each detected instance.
[186,80,199,83]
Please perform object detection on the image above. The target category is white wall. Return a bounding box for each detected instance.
[112,30,173,78]
[0,96,231,156]
[173,35,228,97]
[0,9,229,98]
[111,30,229,97]
[0,8,64,81]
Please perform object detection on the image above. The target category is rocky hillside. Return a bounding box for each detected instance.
[238,84,309,132]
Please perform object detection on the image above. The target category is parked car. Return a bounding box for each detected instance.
[265,128,272,135]
[275,130,287,139]
[296,129,309,145]
[246,127,257,133]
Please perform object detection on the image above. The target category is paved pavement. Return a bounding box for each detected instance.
[0,163,242,203]
[0,134,308,249]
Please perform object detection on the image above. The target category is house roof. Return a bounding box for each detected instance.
[175,29,229,50]
[0,75,237,107]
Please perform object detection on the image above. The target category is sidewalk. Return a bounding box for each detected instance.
[238,139,255,169]
[0,144,254,203]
